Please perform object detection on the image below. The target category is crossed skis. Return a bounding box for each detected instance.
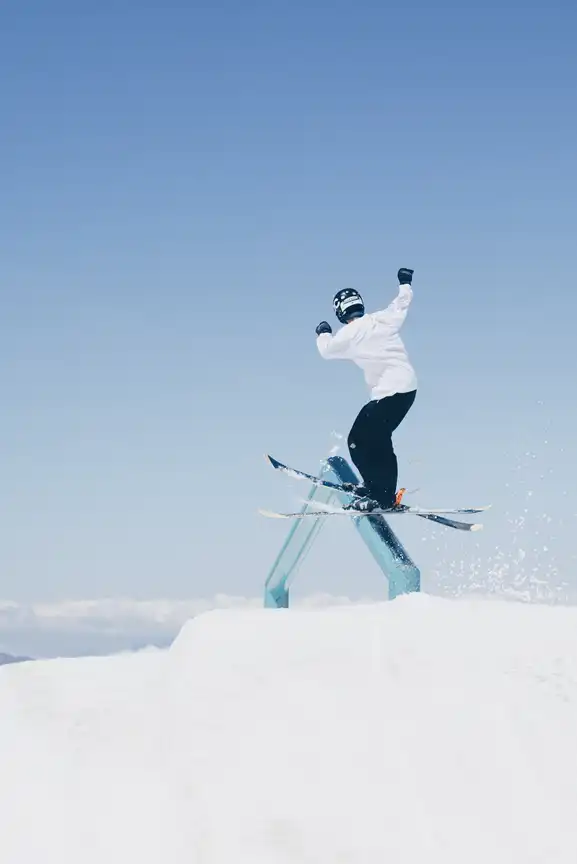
[260,455,491,532]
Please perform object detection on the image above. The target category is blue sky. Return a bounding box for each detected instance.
[1,0,576,610]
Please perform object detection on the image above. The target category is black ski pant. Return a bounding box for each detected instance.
[347,390,416,508]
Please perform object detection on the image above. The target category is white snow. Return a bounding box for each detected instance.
[2,593,577,862]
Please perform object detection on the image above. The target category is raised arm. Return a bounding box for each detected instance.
[372,268,414,330]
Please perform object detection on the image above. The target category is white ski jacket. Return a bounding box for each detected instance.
[316,284,417,401]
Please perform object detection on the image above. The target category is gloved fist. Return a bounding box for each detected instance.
[397,268,414,285]
[315,321,332,336]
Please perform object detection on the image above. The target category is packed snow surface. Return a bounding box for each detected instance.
[2,593,577,863]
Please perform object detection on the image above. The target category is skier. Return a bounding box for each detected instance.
[315,268,417,512]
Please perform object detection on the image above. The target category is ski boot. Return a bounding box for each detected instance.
[344,487,407,514]
[343,495,380,513]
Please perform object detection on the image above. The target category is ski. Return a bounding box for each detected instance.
[265,454,362,496]
[258,507,483,532]
[265,454,491,516]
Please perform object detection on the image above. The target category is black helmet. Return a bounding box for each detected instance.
[333,288,365,324]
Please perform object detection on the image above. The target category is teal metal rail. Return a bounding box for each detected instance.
[264,455,420,607]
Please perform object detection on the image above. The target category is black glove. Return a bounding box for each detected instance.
[397,267,414,285]
[315,321,332,336]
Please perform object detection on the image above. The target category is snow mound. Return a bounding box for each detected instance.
[1,594,577,862]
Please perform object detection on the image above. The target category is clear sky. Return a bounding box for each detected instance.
[1,0,576,606]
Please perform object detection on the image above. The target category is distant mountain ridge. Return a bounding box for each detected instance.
[0,652,31,665]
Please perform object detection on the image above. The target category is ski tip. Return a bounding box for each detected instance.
[470,523,484,532]
[264,454,281,470]
[258,508,288,519]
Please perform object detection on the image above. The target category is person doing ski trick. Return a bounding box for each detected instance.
[315,267,417,512]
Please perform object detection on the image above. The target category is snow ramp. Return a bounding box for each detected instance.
[2,595,577,863]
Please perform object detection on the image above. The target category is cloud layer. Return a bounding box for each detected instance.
[0,594,375,659]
